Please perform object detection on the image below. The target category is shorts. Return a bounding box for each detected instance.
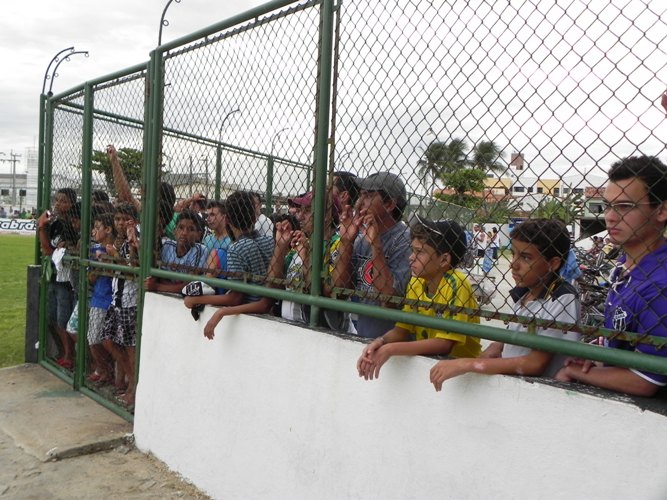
[87,306,108,345]
[476,249,485,258]
[66,301,79,335]
[101,305,137,347]
[48,282,75,330]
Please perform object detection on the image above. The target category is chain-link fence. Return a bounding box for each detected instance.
[38,0,667,411]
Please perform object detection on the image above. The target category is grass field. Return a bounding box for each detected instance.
[0,234,35,368]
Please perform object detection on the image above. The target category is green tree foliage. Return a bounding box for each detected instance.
[441,168,488,201]
[422,138,505,203]
[434,192,481,210]
[471,140,504,173]
[533,192,584,224]
[90,148,143,194]
[476,198,518,223]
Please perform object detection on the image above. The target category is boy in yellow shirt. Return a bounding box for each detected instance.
[357,217,480,380]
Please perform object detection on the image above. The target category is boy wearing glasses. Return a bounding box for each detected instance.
[357,218,481,380]
[556,156,667,396]
[430,219,580,391]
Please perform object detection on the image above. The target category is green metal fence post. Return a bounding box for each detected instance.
[309,0,336,326]
[134,51,162,384]
[37,96,55,365]
[266,156,274,215]
[35,94,47,265]
[74,81,95,390]
[215,146,222,200]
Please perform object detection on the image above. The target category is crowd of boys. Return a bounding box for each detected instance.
[38,150,667,407]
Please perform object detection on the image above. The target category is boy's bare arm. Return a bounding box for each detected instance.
[555,363,658,397]
[36,212,54,256]
[357,328,455,380]
[331,206,359,291]
[144,277,186,294]
[205,249,219,278]
[203,297,275,340]
[480,342,504,358]
[184,290,244,309]
[429,350,554,391]
[107,145,141,212]
[266,220,292,285]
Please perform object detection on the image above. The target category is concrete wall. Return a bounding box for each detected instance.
[134,293,667,500]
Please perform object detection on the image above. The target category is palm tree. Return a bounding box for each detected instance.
[471,140,504,174]
[533,193,584,224]
[440,138,468,174]
[417,141,448,195]
[420,137,503,202]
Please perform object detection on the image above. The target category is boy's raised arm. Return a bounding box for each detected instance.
[107,145,141,213]
[331,205,358,290]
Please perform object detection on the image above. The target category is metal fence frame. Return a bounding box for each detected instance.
[36,0,667,418]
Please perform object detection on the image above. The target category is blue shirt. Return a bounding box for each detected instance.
[606,240,667,385]
[352,222,412,338]
[560,248,582,283]
[203,234,231,253]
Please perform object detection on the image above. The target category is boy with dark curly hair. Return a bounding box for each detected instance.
[430,218,580,391]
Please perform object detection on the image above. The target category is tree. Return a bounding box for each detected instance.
[533,192,584,224]
[476,198,518,223]
[471,140,504,174]
[418,139,467,195]
[440,168,488,202]
[417,141,446,194]
[421,138,505,204]
[89,147,143,195]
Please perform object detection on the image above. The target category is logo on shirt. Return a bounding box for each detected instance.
[612,306,627,331]
[361,258,374,286]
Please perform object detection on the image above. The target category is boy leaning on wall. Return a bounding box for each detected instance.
[430,218,581,391]
[357,217,481,381]
[556,155,667,396]
[183,191,275,340]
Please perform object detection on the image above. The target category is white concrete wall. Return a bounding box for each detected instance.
[134,293,667,500]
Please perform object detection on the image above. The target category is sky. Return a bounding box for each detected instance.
[0,0,265,174]
[1,0,666,195]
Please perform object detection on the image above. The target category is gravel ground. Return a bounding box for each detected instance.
[0,431,210,499]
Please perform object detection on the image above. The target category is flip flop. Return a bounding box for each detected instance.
[56,358,73,369]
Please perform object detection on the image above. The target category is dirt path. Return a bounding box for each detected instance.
[0,430,210,499]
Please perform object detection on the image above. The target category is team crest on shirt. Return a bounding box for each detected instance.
[329,248,339,266]
[612,306,627,331]
[361,258,374,286]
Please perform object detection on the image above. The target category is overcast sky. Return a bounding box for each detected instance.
[0,0,265,174]
[1,0,665,193]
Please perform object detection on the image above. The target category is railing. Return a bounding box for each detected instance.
[37,0,667,417]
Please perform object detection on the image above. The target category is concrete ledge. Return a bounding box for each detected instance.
[0,364,132,462]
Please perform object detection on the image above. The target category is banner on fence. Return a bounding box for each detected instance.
[0,218,36,234]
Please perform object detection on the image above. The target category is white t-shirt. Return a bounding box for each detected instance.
[503,280,581,377]
[473,230,487,251]
[254,213,274,238]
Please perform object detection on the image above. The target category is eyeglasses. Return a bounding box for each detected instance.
[601,201,653,215]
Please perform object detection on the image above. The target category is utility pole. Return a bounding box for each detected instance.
[0,150,22,206]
